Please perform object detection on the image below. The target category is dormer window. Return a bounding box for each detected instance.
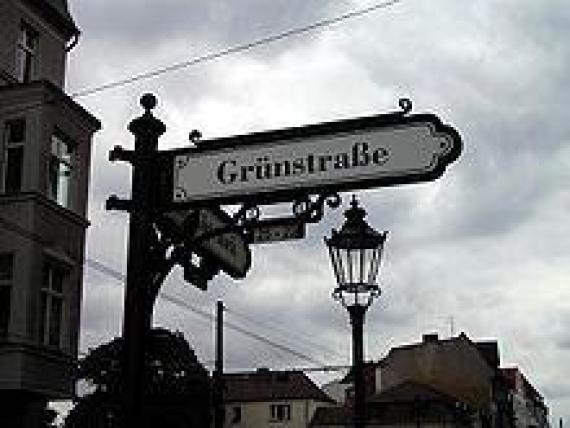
[49,132,73,208]
[16,23,38,83]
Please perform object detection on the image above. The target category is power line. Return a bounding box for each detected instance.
[0,215,350,371]
[226,306,347,362]
[286,364,351,373]
[1,0,401,118]
[141,288,327,367]
[84,256,329,367]
[0,212,336,367]
[70,0,402,98]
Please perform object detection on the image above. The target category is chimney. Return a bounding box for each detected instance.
[422,333,439,343]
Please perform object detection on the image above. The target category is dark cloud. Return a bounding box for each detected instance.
[73,0,332,48]
[66,0,570,422]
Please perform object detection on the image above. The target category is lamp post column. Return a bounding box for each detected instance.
[348,305,367,428]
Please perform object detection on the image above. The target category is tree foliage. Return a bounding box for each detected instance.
[64,328,211,428]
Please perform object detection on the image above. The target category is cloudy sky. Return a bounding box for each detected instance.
[64,0,569,422]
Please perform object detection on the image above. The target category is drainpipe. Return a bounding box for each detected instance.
[65,31,80,52]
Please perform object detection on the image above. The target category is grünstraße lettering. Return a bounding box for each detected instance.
[217,141,389,185]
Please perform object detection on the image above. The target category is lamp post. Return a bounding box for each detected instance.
[325,196,388,428]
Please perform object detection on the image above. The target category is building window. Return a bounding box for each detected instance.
[270,404,291,422]
[230,406,241,424]
[0,254,14,336]
[16,23,38,83]
[40,262,65,347]
[2,119,26,193]
[49,132,73,208]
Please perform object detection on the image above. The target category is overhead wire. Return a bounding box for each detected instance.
[225,306,348,362]
[1,0,405,370]
[0,214,351,371]
[0,206,337,368]
[70,0,402,98]
[84,255,330,367]
[1,1,402,122]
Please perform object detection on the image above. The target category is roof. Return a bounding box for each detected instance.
[340,361,378,384]
[475,341,500,368]
[379,332,498,370]
[311,404,473,427]
[23,0,79,38]
[501,367,544,403]
[311,382,473,427]
[310,406,351,426]
[45,0,71,17]
[222,369,335,403]
[368,381,467,406]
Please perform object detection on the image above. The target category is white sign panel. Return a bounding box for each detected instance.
[171,114,461,205]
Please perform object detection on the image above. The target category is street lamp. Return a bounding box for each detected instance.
[325,196,388,428]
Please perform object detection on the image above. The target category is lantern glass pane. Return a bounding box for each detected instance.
[329,246,344,286]
[368,248,380,284]
[351,249,359,284]
[342,249,351,285]
[356,248,364,285]
[362,248,373,285]
[365,248,373,285]
[350,249,358,284]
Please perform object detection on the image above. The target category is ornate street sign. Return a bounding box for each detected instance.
[162,110,462,208]
[162,208,251,279]
[250,217,306,244]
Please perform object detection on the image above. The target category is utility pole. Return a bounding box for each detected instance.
[214,300,225,428]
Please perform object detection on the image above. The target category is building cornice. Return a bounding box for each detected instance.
[0,80,101,131]
[20,0,79,40]
[0,192,90,229]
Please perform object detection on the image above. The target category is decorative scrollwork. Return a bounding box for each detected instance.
[292,192,341,224]
[325,193,341,209]
[233,202,261,226]
[228,193,342,244]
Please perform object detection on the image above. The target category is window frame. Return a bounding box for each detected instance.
[270,403,291,422]
[16,22,38,83]
[0,253,14,336]
[230,406,241,424]
[39,260,66,348]
[2,118,26,194]
[49,130,74,208]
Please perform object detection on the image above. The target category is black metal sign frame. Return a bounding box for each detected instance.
[105,95,463,428]
[156,105,462,210]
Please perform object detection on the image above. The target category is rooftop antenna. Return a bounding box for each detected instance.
[448,315,455,337]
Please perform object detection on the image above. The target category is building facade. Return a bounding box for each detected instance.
[311,333,550,428]
[375,333,497,411]
[501,368,549,428]
[222,369,335,428]
[0,0,100,426]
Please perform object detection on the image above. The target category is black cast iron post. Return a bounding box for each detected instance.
[348,305,367,428]
[122,94,166,427]
[325,198,388,428]
[214,300,225,428]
